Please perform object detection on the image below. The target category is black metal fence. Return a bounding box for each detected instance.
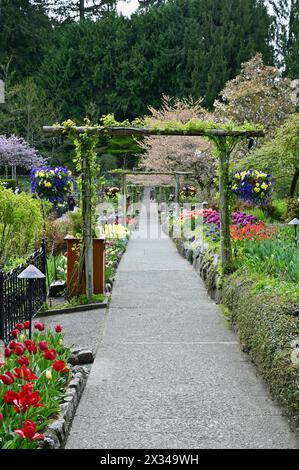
[0,241,47,344]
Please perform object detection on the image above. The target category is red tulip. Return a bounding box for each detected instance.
[24,321,30,329]
[10,329,19,339]
[54,325,62,333]
[34,321,45,331]
[38,341,48,351]
[0,371,15,385]
[44,349,57,361]
[10,384,43,413]
[4,347,12,358]
[14,420,44,441]
[4,390,18,404]
[25,340,37,354]
[15,323,24,331]
[53,360,69,373]
[14,343,26,356]
[8,341,16,350]
[0,413,3,422]
[17,356,29,367]
[14,366,38,381]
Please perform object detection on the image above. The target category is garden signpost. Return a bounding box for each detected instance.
[44,124,264,287]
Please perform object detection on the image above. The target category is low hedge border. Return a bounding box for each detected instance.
[222,275,299,427]
[174,237,299,427]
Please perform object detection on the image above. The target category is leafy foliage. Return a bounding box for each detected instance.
[0,187,43,267]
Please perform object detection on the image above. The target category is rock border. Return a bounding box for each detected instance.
[42,365,89,449]
[173,237,222,302]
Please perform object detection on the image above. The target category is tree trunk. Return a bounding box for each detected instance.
[82,154,93,300]
[218,137,233,273]
[289,167,299,198]
[79,0,85,20]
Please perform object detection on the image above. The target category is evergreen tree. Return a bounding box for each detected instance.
[138,0,166,10]
[31,0,118,21]
[269,0,299,77]
[0,0,52,80]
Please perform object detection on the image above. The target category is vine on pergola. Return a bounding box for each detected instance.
[44,117,264,299]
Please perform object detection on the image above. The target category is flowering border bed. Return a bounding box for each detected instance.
[0,321,80,449]
[172,231,299,428]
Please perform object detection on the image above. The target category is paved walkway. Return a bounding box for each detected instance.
[66,190,298,449]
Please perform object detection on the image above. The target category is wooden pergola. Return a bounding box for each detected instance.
[43,124,264,298]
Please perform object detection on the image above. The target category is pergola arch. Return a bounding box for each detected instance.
[43,124,264,298]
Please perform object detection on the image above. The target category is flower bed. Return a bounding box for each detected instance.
[0,321,71,449]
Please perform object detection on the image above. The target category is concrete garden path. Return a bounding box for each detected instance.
[66,190,298,449]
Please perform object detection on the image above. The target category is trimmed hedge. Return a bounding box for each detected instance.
[222,274,299,425]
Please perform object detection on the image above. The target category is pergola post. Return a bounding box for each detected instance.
[174,173,180,205]
[82,154,94,299]
[218,137,233,272]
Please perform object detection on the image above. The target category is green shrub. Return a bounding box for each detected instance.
[0,186,43,268]
[0,179,17,191]
[222,274,299,424]
[287,197,299,220]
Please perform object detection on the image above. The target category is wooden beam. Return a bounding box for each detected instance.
[43,125,265,138]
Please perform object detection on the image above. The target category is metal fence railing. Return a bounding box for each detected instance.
[0,241,47,344]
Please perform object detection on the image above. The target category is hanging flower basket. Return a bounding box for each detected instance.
[179,184,197,201]
[231,169,275,205]
[99,186,120,202]
[30,166,74,203]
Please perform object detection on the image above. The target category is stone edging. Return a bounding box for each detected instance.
[42,365,89,449]
[173,237,222,302]
[37,300,108,317]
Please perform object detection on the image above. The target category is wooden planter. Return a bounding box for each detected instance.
[65,237,105,297]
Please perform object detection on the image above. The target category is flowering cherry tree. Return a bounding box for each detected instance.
[139,95,216,194]
[0,135,45,174]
